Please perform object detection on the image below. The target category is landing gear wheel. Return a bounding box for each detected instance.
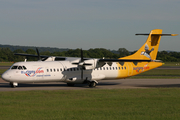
[89,81,97,88]
[10,83,14,88]
[9,82,18,88]
[67,83,75,86]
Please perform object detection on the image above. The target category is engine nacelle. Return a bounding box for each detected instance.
[84,59,98,70]
[68,77,77,81]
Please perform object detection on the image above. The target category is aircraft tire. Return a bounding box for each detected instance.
[89,81,96,87]
[67,83,75,86]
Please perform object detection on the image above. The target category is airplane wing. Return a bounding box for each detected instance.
[14,53,47,58]
[14,53,66,61]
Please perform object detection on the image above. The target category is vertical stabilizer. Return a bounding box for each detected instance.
[120,29,163,60]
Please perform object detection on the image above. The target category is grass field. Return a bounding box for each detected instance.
[163,62,180,67]
[0,89,180,120]
[0,62,14,66]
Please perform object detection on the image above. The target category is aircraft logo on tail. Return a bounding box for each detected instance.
[141,44,154,60]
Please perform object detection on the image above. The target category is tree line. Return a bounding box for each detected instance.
[0,47,180,62]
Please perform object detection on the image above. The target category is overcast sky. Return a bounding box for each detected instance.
[0,0,180,51]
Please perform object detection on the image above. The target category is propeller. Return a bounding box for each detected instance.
[72,49,92,80]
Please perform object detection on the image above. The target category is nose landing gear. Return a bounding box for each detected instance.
[10,82,18,88]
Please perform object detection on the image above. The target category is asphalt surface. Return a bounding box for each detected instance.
[1,78,180,91]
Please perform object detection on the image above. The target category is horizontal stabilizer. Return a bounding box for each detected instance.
[135,34,178,36]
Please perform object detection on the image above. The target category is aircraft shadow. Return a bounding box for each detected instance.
[0,82,120,88]
[0,83,10,87]
[0,83,66,88]
[97,82,120,86]
[1,82,180,88]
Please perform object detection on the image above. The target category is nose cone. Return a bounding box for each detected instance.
[1,72,10,82]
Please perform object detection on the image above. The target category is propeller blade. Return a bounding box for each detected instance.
[81,67,83,81]
[81,49,83,62]
[81,49,84,80]
[36,48,41,60]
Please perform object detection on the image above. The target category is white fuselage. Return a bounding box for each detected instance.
[2,60,127,84]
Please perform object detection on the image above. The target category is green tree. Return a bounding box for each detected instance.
[118,48,129,57]
[13,49,25,62]
[25,49,37,61]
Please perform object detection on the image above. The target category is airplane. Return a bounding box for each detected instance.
[1,29,178,88]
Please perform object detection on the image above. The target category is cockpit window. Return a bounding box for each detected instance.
[11,65,27,70]
[23,66,27,70]
[18,66,23,70]
[11,66,18,69]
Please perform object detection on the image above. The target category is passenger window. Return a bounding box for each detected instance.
[122,67,123,70]
[54,69,56,72]
[73,68,76,71]
[57,69,59,72]
[50,69,52,72]
[103,67,105,70]
[125,67,126,69]
[119,67,120,70]
[47,69,49,72]
[106,67,108,70]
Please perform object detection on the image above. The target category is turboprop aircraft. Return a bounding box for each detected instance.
[1,29,178,88]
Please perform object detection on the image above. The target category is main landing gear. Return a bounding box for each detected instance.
[88,81,97,87]
[10,82,18,88]
[88,80,98,88]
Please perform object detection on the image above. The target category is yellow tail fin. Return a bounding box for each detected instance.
[120,29,178,60]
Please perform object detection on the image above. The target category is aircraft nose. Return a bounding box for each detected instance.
[1,72,10,81]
